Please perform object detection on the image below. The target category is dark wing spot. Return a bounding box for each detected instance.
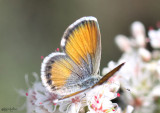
[46,66,52,71]
[47,80,52,85]
[46,73,51,79]
[51,86,56,91]
[51,60,54,63]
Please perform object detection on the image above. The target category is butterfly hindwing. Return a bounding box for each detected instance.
[41,52,86,95]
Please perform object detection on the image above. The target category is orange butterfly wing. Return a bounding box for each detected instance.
[41,17,101,98]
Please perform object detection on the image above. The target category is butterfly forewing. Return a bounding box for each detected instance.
[61,17,101,75]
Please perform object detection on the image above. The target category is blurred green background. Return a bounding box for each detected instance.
[0,0,160,113]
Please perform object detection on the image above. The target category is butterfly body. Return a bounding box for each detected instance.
[41,16,124,100]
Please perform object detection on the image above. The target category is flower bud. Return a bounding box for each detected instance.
[115,35,132,52]
[131,21,146,47]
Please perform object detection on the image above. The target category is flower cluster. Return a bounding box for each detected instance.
[18,73,58,113]
[102,21,160,113]
[19,72,134,113]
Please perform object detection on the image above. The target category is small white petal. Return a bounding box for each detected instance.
[149,29,160,48]
[125,105,134,113]
[138,48,151,61]
[151,85,160,97]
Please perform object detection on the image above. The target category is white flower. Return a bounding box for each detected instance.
[86,82,120,113]
[148,29,160,48]
[103,59,157,113]
[20,72,125,113]
[57,95,87,113]
[104,21,160,113]
[24,73,58,113]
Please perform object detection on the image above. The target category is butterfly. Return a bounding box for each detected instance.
[41,16,124,101]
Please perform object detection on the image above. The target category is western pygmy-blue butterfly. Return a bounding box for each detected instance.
[41,16,124,101]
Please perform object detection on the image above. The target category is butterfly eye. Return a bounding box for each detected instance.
[47,80,52,85]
